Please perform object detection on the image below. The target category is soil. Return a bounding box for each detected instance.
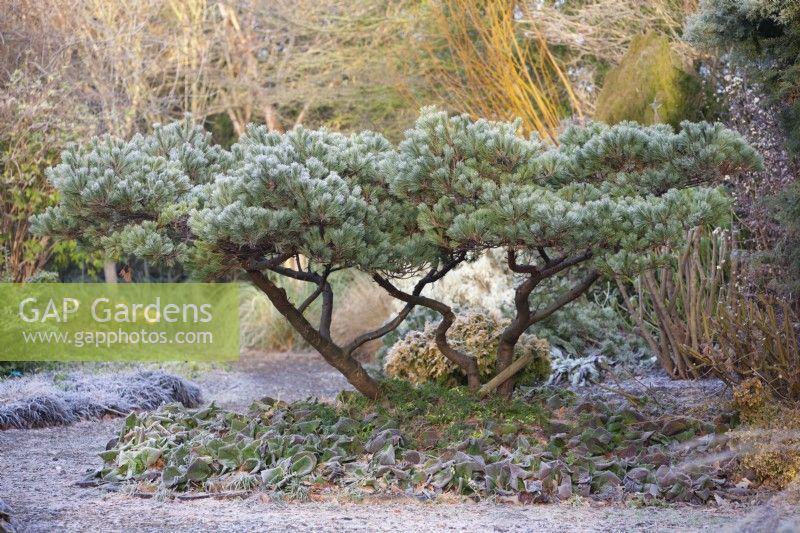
[0,351,798,533]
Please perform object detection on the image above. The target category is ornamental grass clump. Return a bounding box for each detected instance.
[34,109,759,398]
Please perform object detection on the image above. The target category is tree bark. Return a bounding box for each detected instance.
[496,272,540,397]
[263,103,283,133]
[247,270,381,399]
[495,249,598,398]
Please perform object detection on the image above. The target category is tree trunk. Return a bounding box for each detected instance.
[248,270,381,399]
[496,320,532,398]
[495,250,599,398]
[104,261,118,283]
[263,103,284,133]
[495,339,517,397]
[495,266,541,398]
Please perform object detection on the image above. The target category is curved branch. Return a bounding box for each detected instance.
[296,264,332,315]
[344,300,416,356]
[528,269,600,326]
[507,249,539,274]
[242,252,293,271]
[247,269,380,399]
[496,248,595,398]
[539,249,593,278]
[345,255,465,355]
[537,246,551,264]
[297,283,324,314]
[373,273,481,390]
[269,264,321,283]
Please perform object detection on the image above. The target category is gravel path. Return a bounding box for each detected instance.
[0,352,794,532]
[193,350,354,411]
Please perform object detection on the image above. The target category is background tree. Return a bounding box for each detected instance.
[686,0,800,152]
[1,0,422,284]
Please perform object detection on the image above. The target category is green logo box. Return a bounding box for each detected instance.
[0,283,240,361]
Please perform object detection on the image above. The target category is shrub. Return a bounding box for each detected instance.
[381,278,643,388]
[394,251,646,365]
[378,306,441,367]
[740,445,800,490]
[547,352,610,387]
[384,310,550,386]
[616,225,735,378]
[595,33,706,127]
[728,380,800,490]
[528,279,647,363]
[688,292,800,402]
[772,181,800,295]
[0,71,96,281]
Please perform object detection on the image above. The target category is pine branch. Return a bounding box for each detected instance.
[528,269,601,326]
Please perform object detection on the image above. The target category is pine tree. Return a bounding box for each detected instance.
[377,109,760,396]
[33,110,760,398]
[686,0,800,152]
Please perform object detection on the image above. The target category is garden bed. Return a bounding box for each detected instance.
[83,380,755,506]
[2,354,797,532]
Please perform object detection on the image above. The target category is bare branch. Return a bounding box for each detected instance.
[242,253,293,271]
[344,257,463,355]
[373,272,481,390]
[297,284,324,314]
[539,249,593,277]
[507,249,539,274]
[344,301,415,355]
[269,264,322,283]
[537,246,551,263]
[528,269,601,326]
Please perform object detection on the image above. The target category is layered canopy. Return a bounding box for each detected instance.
[34,109,759,279]
[32,108,760,398]
[385,109,758,271]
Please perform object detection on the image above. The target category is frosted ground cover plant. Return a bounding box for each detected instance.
[86,383,755,505]
[386,264,649,387]
[383,310,551,385]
